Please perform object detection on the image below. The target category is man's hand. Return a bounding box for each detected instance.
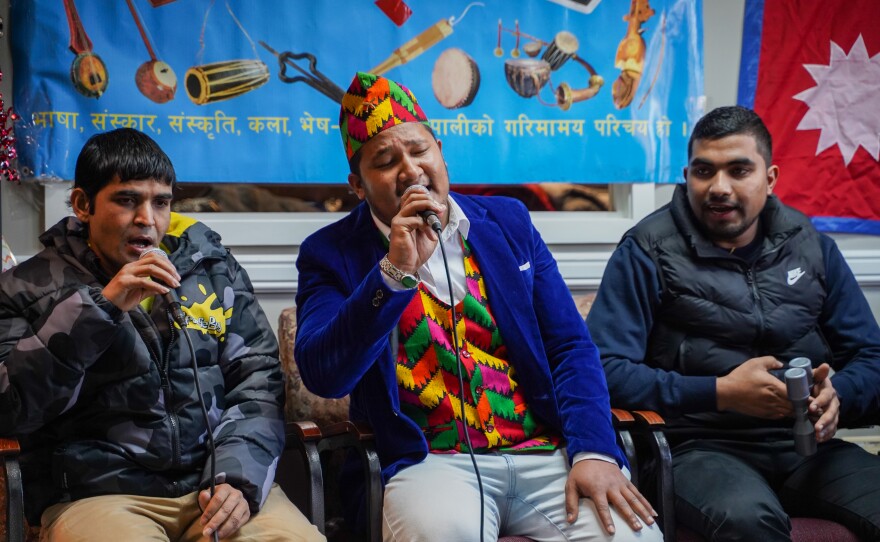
[386,185,447,274]
[716,356,792,418]
[564,459,656,535]
[198,483,251,539]
[808,363,840,442]
[101,251,180,312]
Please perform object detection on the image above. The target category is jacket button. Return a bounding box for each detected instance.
[485,423,494,433]
[372,297,381,307]
[461,350,471,358]
[375,289,384,299]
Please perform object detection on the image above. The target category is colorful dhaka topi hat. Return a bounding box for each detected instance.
[340,71,430,160]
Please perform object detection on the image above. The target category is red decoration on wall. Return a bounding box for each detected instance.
[374,0,412,27]
[0,69,19,184]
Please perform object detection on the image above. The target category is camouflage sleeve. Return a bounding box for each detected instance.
[200,255,285,513]
[0,286,124,436]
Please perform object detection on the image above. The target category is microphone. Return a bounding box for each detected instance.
[785,367,817,456]
[788,357,813,387]
[139,248,187,327]
[420,209,442,233]
[402,185,442,233]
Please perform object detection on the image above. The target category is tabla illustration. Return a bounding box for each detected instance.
[185,1,269,105]
[495,22,603,111]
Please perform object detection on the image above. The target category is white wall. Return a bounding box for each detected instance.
[3,0,880,334]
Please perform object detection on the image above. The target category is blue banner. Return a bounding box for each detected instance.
[12,0,703,184]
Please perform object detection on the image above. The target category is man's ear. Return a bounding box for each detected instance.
[347,172,366,201]
[70,188,92,222]
[766,165,780,194]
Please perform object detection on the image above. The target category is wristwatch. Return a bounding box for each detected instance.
[379,255,420,289]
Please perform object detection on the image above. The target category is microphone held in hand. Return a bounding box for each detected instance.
[402,184,442,233]
[420,209,442,232]
[785,367,817,456]
[138,248,187,327]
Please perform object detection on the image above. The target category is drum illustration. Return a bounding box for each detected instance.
[185,59,269,105]
[542,31,579,71]
[504,58,551,98]
[432,48,481,109]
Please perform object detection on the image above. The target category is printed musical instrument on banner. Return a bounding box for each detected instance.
[185,60,269,105]
[496,21,602,108]
[125,0,177,103]
[542,31,579,71]
[504,58,551,99]
[62,0,108,98]
[432,48,480,109]
[523,41,543,58]
[555,75,604,111]
[370,2,484,76]
[259,41,344,104]
[612,0,654,109]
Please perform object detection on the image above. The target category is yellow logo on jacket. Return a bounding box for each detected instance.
[179,283,233,341]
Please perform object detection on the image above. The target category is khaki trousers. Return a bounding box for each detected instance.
[39,484,325,542]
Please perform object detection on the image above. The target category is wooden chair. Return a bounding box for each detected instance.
[0,423,325,542]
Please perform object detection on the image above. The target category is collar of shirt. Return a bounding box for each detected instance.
[371,195,470,304]
[371,194,470,243]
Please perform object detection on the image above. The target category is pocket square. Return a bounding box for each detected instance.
[519,261,531,271]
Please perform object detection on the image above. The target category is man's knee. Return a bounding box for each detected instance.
[233,486,326,542]
[676,493,790,541]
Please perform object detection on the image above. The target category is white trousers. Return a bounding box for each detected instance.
[382,450,663,542]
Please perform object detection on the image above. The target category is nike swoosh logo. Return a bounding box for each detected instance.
[787,270,806,285]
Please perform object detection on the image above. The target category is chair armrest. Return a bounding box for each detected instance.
[629,411,675,541]
[611,408,639,486]
[1,437,25,542]
[278,423,324,534]
[318,422,381,542]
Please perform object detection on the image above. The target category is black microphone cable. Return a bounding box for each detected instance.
[144,248,220,542]
[178,314,220,542]
[431,218,486,542]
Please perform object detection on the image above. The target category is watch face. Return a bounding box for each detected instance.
[400,274,419,289]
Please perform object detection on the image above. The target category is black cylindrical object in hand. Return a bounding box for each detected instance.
[785,367,817,456]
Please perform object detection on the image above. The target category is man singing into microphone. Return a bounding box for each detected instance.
[0,128,324,541]
[293,72,661,541]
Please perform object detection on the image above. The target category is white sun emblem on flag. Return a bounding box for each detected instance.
[793,34,880,166]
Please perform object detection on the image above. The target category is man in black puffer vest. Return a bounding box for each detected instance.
[588,106,880,540]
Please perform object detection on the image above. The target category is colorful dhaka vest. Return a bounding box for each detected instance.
[396,238,561,453]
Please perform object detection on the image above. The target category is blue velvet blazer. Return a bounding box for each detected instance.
[294,194,625,485]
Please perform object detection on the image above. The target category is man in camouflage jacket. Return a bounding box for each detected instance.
[0,129,323,541]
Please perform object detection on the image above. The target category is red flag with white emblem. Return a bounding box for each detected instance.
[738,0,880,234]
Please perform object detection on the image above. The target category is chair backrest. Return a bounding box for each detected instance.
[278,307,350,428]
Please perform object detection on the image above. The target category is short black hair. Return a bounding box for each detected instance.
[688,106,772,166]
[74,128,176,212]
[347,123,438,176]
